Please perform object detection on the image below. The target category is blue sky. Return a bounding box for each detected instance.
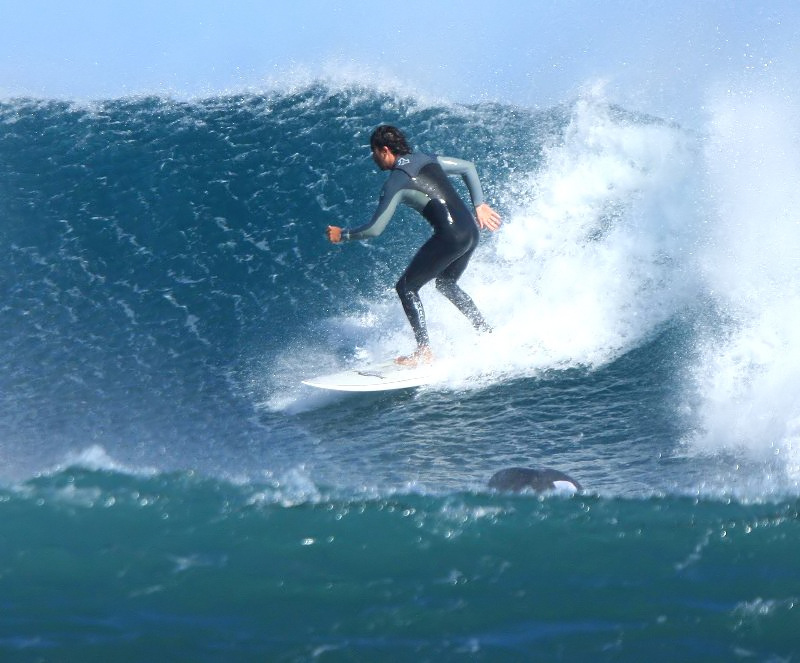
[2,1,798,124]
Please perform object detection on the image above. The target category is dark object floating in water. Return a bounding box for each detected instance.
[488,467,582,493]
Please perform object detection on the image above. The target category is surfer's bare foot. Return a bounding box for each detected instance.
[395,346,434,367]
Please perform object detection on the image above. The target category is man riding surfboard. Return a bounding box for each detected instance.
[327,125,501,365]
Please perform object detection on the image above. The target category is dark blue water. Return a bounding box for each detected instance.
[1,86,798,660]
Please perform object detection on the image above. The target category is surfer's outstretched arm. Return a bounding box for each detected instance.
[327,170,419,243]
[326,187,399,243]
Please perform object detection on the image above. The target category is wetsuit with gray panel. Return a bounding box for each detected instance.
[342,152,491,348]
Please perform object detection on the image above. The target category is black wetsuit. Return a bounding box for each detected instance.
[342,152,491,348]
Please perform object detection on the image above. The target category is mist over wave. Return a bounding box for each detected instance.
[478,90,700,370]
[686,83,800,480]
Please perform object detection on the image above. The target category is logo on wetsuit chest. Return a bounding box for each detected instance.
[397,157,410,166]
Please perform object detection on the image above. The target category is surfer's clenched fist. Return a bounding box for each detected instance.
[326,225,343,243]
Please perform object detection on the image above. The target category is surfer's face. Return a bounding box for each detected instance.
[371,145,396,171]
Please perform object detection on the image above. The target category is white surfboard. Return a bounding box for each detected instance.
[302,360,443,392]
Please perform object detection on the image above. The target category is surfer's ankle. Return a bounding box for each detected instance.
[395,346,433,367]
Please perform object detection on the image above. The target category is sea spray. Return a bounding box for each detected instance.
[686,84,800,482]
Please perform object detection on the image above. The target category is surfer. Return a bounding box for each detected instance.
[327,125,501,366]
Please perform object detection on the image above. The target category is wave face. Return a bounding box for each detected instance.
[2,83,800,660]
[1,89,551,481]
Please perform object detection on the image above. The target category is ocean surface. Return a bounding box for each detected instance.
[1,84,799,661]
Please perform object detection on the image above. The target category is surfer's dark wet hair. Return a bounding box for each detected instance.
[370,125,412,156]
